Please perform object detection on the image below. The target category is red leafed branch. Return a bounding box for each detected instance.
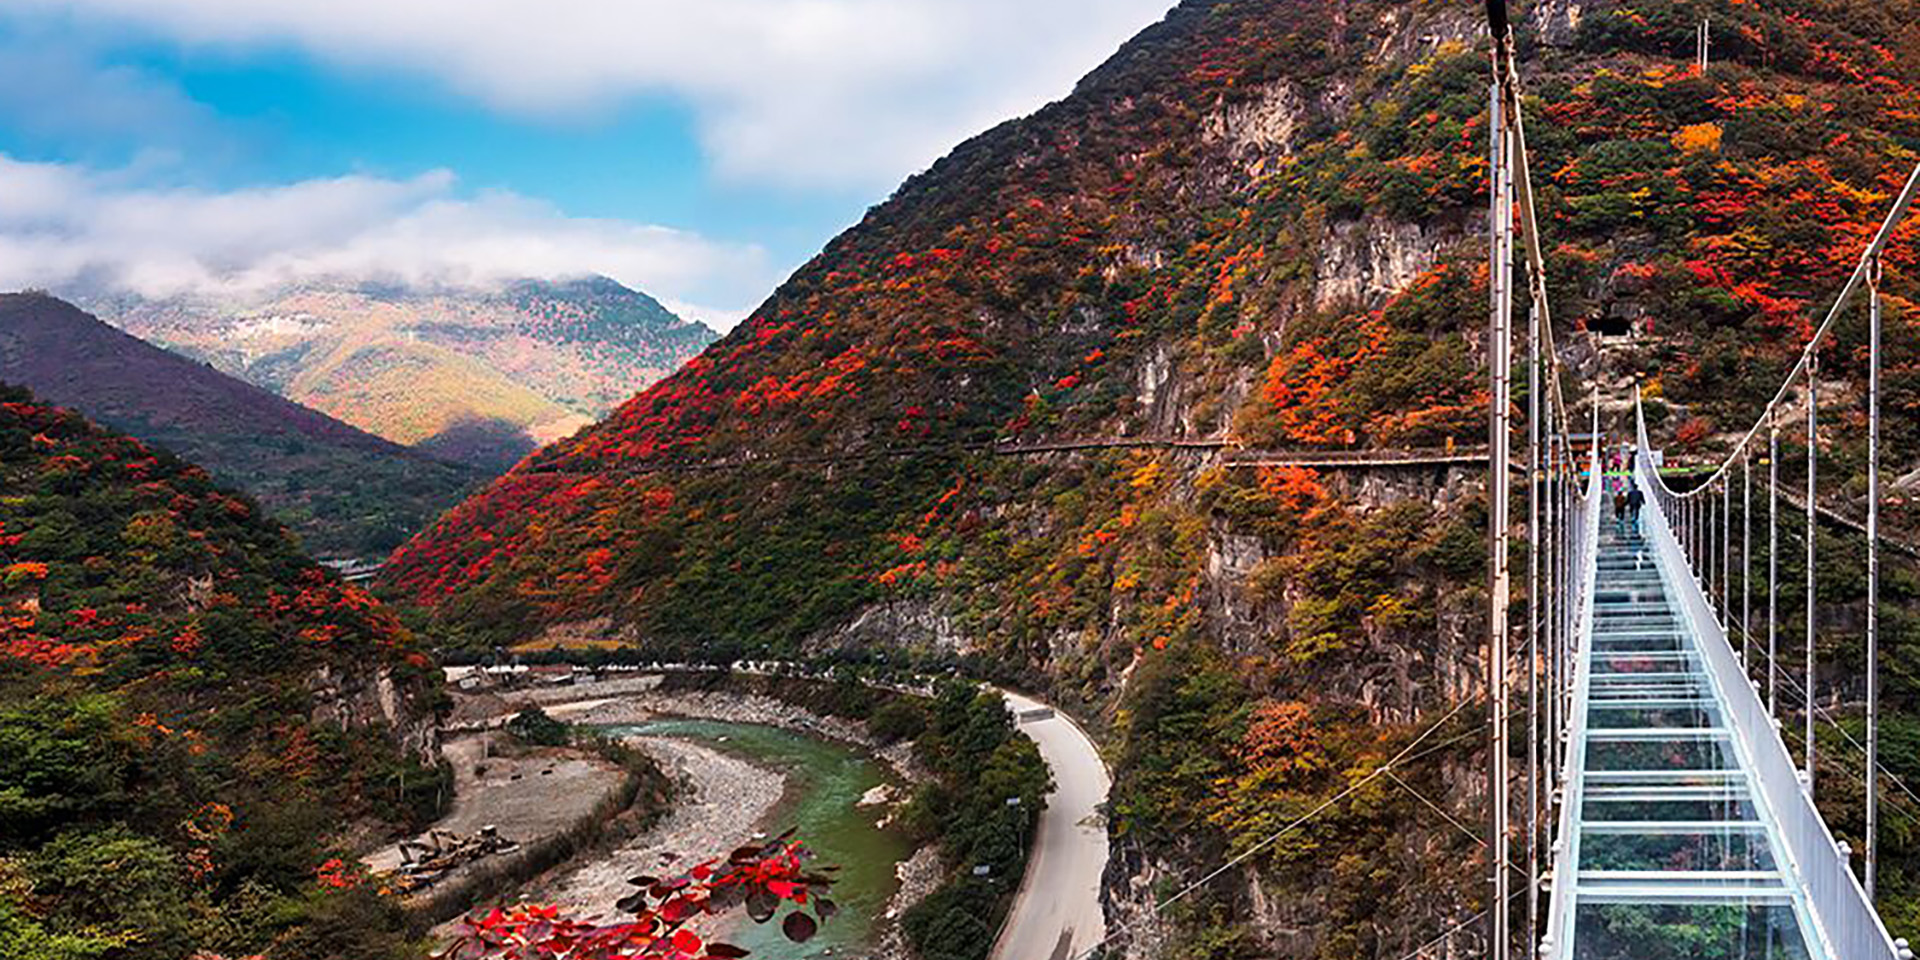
[436,836,837,960]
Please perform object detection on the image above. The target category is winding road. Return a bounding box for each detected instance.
[993,691,1111,960]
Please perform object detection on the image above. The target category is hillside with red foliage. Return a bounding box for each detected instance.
[0,388,444,957]
[387,0,1920,949]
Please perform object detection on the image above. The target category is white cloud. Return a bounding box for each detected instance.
[658,299,753,336]
[17,0,1179,188]
[0,156,773,327]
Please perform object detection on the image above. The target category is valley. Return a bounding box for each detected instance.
[7,0,1920,958]
[374,666,1081,959]
[0,293,480,559]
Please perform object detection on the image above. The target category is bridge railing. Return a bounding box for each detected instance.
[1633,396,1900,960]
[1539,427,1604,960]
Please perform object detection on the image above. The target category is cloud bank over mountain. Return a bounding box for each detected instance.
[0,156,770,327]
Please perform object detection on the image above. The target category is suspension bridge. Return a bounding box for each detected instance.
[1486,0,1913,955]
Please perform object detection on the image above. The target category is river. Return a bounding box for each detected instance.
[597,719,915,958]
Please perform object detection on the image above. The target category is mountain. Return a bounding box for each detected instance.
[0,387,442,959]
[386,0,1920,951]
[0,293,479,560]
[88,276,720,473]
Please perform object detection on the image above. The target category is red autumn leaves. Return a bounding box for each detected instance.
[438,837,834,960]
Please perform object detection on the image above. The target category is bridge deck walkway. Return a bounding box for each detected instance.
[1557,520,1823,960]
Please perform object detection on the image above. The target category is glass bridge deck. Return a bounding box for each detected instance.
[1561,524,1826,960]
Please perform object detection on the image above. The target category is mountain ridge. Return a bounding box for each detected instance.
[84,274,720,473]
[0,292,479,559]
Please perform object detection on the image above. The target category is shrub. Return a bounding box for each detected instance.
[505,706,571,747]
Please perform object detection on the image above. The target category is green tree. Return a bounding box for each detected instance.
[25,827,189,959]
[506,706,571,747]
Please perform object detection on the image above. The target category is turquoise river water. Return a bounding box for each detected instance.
[597,719,915,959]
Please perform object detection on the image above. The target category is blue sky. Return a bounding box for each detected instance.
[0,0,1177,328]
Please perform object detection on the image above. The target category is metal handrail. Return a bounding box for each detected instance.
[1635,397,1900,960]
[1539,427,1604,960]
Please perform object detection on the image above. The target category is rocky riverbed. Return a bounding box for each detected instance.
[530,736,784,921]
[447,681,941,957]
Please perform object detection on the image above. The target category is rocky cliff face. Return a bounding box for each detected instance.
[386,0,1920,951]
[308,664,442,763]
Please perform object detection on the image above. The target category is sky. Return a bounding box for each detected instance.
[0,0,1178,330]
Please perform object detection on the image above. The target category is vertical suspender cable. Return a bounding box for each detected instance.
[1723,476,1731,623]
[1705,490,1713,610]
[1549,442,1560,783]
[1551,443,1566,741]
[1486,75,1513,960]
[1769,413,1780,715]
[1545,440,1558,786]
[1742,453,1751,666]
[1866,257,1882,899]
[1715,487,1722,610]
[1557,442,1566,788]
[1805,350,1818,793]
[1691,498,1700,577]
[1526,302,1541,941]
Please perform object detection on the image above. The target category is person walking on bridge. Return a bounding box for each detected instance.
[1613,488,1629,534]
[1626,485,1646,536]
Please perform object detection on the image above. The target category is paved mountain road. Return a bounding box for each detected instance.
[992,690,1111,960]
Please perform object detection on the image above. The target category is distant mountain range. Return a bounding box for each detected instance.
[0,292,478,559]
[83,275,720,473]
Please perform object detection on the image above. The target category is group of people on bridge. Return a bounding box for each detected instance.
[1604,448,1646,534]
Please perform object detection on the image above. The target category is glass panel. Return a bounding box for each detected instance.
[1590,689,1713,704]
[1583,771,1746,788]
[1573,902,1812,960]
[1594,654,1696,675]
[1589,705,1719,729]
[1586,737,1738,772]
[1590,674,1704,687]
[1582,797,1760,823]
[1578,827,1775,872]
[1594,635,1685,651]
[1589,680,1711,700]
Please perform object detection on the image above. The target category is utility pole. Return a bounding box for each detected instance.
[1866,256,1882,899]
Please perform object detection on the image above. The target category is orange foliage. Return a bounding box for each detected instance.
[1238,700,1329,779]
[1259,317,1388,446]
[1672,122,1724,154]
[1258,466,1327,514]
